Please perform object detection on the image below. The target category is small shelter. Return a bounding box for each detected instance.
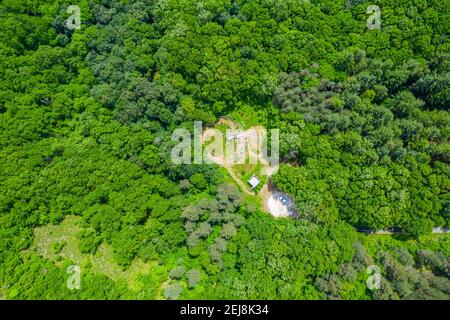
[248,175,261,191]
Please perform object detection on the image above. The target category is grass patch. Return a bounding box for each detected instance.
[361,233,450,258]
[30,215,163,292]
[232,163,267,193]
[228,104,268,129]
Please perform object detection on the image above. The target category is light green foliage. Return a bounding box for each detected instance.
[50,241,66,255]
[0,0,448,300]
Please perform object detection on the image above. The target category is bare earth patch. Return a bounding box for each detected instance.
[202,121,278,194]
[259,184,296,218]
[203,118,298,218]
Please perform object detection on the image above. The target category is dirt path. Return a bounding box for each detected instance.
[259,184,272,212]
[224,165,255,196]
[217,116,241,130]
[259,182,297,218]
[202,117,279,199]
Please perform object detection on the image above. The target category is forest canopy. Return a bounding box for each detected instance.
[0,0,448,300]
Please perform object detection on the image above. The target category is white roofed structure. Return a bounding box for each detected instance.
[248,175,261,191]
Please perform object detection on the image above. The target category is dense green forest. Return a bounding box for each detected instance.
[0,0,449,299]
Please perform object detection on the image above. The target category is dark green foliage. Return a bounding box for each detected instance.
[0,0,448,300]
[77,229,102,255]
[315,242,450,300]
[50,241,66,255]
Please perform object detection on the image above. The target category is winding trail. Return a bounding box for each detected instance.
[202,117,276,197]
